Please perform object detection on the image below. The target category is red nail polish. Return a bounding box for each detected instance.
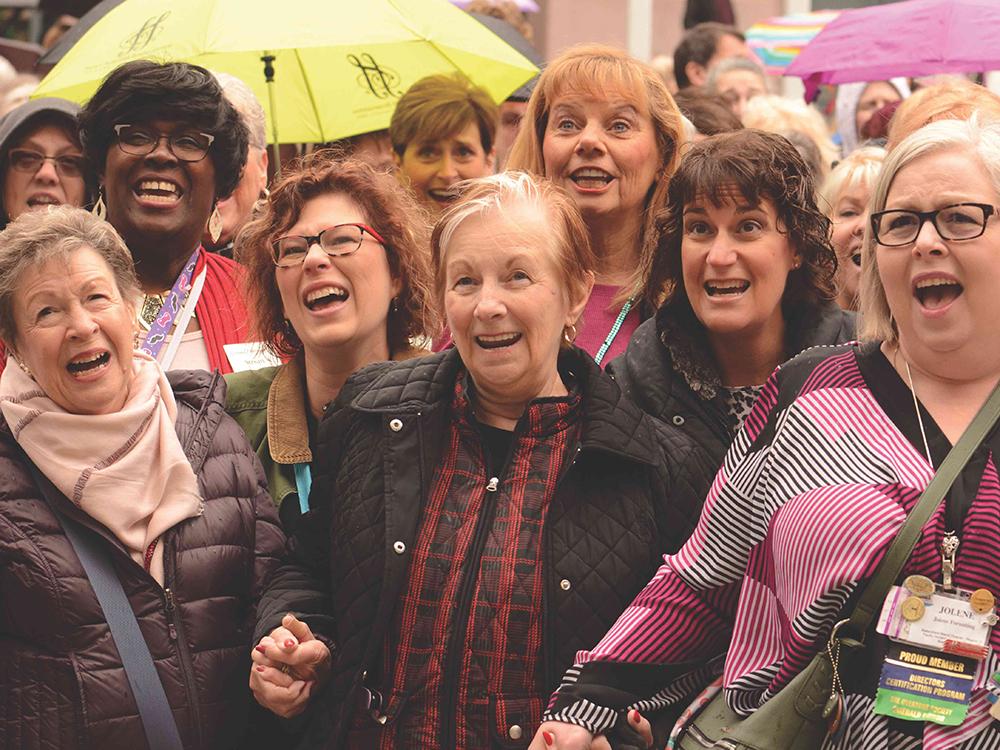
[255,665,265,672]
[542,730,553,745]
[284,639,296,648]
[255,645,267,654]
[630,709,640,723]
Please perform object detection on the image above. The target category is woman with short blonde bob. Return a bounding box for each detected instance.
[819,145,885,310]
[249,172,715,749]
[507,44,685,364]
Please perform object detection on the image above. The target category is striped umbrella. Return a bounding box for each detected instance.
[745,10,839,75]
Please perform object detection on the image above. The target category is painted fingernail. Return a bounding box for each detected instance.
[630,709,642,723]
[255,665,265,672]
[255,645,267,654]
[284,639,296,648]
[542,730,554,745]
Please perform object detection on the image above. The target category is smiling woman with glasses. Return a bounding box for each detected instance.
[78,60,255,374]
[226,151,436,530]
[0,97,94,230]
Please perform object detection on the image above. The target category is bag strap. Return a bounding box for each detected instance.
[28,464,185,750]
[846,378,1000,638]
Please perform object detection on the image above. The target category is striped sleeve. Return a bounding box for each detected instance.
[543,372,785,732]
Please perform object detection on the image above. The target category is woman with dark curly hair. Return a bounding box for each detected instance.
[78,60,252,373]
[225,152,436,528]
[607,129,856,466]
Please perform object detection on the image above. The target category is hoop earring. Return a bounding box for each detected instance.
[563,323,578,344]
[92,188,107,220]
[208,204,223,244]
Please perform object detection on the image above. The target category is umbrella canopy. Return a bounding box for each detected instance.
[34,0,538,144]
[744,10,839,75]
[787,0,1000,101]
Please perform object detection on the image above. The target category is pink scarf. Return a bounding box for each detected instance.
[0,352,202,584]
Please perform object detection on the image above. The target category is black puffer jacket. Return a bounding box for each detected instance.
[255,346,717,749]
[608,300,856,468]
[0,370,286,750]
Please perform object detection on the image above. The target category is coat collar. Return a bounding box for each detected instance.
[351,347,660,466]
[266,353,312,465]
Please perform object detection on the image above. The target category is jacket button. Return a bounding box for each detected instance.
[393,540,406,554]
[560,578,572,591]
[389,418,403,432]
[508,725,523,740]
[672,414,685,426]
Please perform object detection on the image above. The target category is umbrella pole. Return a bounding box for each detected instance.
[260,54,281,179]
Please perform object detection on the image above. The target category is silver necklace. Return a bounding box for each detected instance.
[903,358,934,469]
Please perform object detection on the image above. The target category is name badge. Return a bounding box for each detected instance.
[877,585,995,658]
[223,342,281,373]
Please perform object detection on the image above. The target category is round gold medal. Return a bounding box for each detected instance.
[903,575,935,598]
[901,595,925,622]
[969,588,996,615]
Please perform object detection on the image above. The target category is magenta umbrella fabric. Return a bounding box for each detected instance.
[786,0,1000,101]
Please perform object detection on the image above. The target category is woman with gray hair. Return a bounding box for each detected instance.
[0,205,285,748]
[705,56,767,119]
[533,116,1000,749]
[248,172,715,748]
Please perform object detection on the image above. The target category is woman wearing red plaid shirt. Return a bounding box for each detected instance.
[249,172,715,749]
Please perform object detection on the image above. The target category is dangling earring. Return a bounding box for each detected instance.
[208,204,223,244]
[14,357,32,379]
[390,297,399,314]
[92,187,107,220]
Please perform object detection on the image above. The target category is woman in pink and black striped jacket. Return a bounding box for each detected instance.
[531,118,1000,749]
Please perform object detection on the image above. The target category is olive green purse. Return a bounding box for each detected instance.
[677,381,1000,749]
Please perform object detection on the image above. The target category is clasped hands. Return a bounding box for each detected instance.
[249,613,332,718]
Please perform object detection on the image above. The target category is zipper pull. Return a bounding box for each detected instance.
[486,477,499,492]
[164,587,175,612]
[941,532,960,591]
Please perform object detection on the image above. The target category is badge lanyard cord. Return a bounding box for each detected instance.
[137,247,205,372]
[593,297,635,366]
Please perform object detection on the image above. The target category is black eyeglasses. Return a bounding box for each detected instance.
[8,149,85,177]
[272,223,386,267]
[113,124,215,162]
[870,202,996,247]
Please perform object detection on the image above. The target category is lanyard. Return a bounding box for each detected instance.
[593,297,635,366]
[294,462,312,515]
[138,248,203,366]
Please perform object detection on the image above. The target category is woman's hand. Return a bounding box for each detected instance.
[527,710,652,749]
[249,613,332,718]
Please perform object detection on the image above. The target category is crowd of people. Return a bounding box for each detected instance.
[0,4,999,750]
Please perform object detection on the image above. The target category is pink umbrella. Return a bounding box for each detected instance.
[787,0,1000,101]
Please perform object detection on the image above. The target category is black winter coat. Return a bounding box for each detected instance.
[608,300,856,468]
[254,346,717,749]
[0,370,286,750]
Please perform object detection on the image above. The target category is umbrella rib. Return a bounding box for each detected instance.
[292,50,325,143]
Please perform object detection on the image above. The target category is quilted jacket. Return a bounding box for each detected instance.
[608,300,856,468]
[254,346,717,749]
[0,369,286,750]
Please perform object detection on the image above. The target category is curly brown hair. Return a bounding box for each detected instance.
[649,129,837,319]
[234,150,438,357]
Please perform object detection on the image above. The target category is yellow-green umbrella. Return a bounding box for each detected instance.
[34,0,538,145]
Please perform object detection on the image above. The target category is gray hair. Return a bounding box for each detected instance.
[213,71,267,151]
[859,116,1000,344]
[706,56,766,91]
[0,206,140,344]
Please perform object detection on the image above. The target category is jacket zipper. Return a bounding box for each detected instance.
[164,534,204,750]
[439,469,503,749]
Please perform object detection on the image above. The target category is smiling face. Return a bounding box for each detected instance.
[877,147,1000,372]
[275,192,399,365]
[3,123,86,222]
[444,203,589,410]
[396,120,494,217]
[102,118,217,256]
[681,192,798,340]
[541,94,660,225]
[10,246,135,415]
[830,179,871,310]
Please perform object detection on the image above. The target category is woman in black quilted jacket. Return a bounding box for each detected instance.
[249,173,717,749]
[0,206,285,749]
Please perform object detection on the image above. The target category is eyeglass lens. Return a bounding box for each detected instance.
[274,225,366,266]
[9,149,84,177]
[115,125,213,161]
[875,204,989,245]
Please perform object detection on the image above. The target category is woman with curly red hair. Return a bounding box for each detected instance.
[225,152,436,528]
